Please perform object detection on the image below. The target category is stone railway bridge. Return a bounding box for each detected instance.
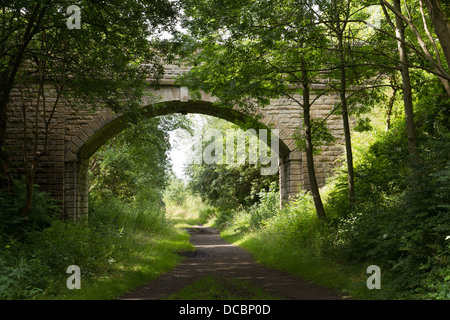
[5,64,346,220]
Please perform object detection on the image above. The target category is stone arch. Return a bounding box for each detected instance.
[64,86,300,220]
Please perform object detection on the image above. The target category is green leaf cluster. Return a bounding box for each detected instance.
[185,118,278,212]
[89,115,191,204]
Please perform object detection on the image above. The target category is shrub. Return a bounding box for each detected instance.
[248,183,280,229]
[198,207,216,223]
[0,178,60,240]
[224,182,280,233]
[266,191,329,252]
[213,208,235,230]
[0,190,171,300]
[324,112,450,297]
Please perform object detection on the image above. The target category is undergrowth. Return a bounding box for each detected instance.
[0,187,193,300]
[208,103,450,300]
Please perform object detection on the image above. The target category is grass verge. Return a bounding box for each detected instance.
[220,227,389,300]
[44,225,195,300]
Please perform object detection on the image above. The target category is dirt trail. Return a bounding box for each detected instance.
[119,225,344,300]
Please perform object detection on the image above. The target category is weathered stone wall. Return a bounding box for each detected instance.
[4,64,346,220]
[5,85,67,208]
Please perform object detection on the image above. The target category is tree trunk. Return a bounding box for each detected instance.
[385,85,398,132]
[0,60,21,189]
[0,2,49,189]
[337,32,355,204]
[22,167,34,221]
[424,0,450,70]
[302,69,327,219]
[393,0,420,168]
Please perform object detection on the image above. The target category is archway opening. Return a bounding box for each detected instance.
[72,98,293,221]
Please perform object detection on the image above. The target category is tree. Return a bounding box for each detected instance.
[165,177,188,206]
[178,0,337,218]
[312,0,358,203]
[422,0,450,69]
[185,118,278,209]
[380,0,450,95]
[15,29,68,220]
[0,1,51,189]
[0,0,178,189]
[376,0,439,167]
[0,0,179,219]
[390,0,419,167]
[314,0,450,172]
[89,115,190,205]
[358,0,450,169]
[320,0,450,170]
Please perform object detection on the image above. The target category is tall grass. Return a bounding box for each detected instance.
[0,184,194,300]
[222,190,347,288]
[214,126,450,299]
[218,189,392,299]
[164,190,214,227]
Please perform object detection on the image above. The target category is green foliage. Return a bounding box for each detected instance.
[213,208,236,230]
[219,190,356,297]
[211,80,450,299]
[2,0,449,301]
[0,193,172,300]
[0,111,185,299]
[89,115,190,204]
[323,83,450,298]
[1,0,179,114]
[163,173,213,225]
[293,118,336,156]
[0,178,60,239]
[208,182,280,232]
[198,207,216,223]
[178,0,331,108]
[267,192,323,245]
[164,177,189,206]
[231,182,280,232]
[186,118,279,211]
[188,162,277,210]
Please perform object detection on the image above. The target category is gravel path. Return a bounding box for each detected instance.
[119,225,344,300]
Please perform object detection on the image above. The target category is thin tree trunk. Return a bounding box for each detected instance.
[337,32,355,203]
[19,76,35,221]
[423,0,450,70]
[393,0,420,168]
[22,167,35,221]
[385,77,398,132]
[302,68,327,219]
[0,2,49,189]
[419,0,450,96]
[381,0,450,95]
[20,46,62,220]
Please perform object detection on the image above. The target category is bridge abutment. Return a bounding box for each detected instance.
[279,151,304,205]
[64,159,89,220]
